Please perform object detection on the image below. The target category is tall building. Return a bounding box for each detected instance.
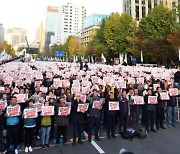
[123,0,179,21]
[38,22,45,52]
[81,14,108,47]
[52,2,86,45]
[4,27,27,47]
[44,6,59,51]
[0,23,4,43]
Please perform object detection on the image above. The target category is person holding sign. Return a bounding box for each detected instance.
[5,96,21,154]
[144,89,156,133]
[23,99,37,153]
[54,96,69,145]
[33,95,42,140]
[119,90,130,133]
[71,93,86,146]
[41,101,53,149]
[155,87,166,130]
[104,92,117,139]
[167,85,178,127]
[87,89,102,142]
[131,89,142,130]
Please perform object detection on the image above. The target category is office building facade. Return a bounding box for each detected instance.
[123,0,179,21]
[4,27,27,47]
[52,2,86,45]
[0,23,4,43]
[44,6,59,51]
[81,14,108,47]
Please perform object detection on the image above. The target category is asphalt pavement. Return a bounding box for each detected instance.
[18,124,180,154]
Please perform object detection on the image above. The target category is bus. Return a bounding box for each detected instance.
[14,43,39,57]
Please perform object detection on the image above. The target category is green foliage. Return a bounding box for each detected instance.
[0,41,15,56]
[103,13,136,56]
[139,5,178,39]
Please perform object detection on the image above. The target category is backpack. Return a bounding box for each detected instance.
[121,129,135,141]
[135,129,147,139]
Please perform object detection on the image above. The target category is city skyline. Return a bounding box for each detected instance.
[0,0,123,42]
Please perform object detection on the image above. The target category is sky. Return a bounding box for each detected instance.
[0,0,123,41]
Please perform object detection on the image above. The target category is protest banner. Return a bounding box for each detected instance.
[24,108,38,119]
[169,88,179,96]
[133,96,144,105]
[58,106,71,116]
[0,87,5,91]
[0,100,7,110]
[148,96,158,104]
[62,80,70,87]
[77,103,89,112]
[33,103,43,112]
[53,78,62,88]
[153,84,160,91]
[6,105,20,117]
[15,94,27,103]
[136,78,144,84]
[40,87,48,94]
[160,92,170,100]
[80,95,86,103]
[41,106,54,116]
[109,101,119,111]
[92,101,102,109]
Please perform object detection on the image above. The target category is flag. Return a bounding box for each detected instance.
[141,51,143,63]
[91,56,94,64]
[101,53,106,63]
[119,53,123,64]
[73,55,76,63]
[124,53,127,63]
[121,53,124,64]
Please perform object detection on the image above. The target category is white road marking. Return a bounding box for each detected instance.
[91,140,105,154]
[84,131,105,154]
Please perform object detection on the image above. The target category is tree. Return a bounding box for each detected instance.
[103,13,136,57]
[139,5,178,39]
[50,43,68,57]
[0,41,15,56]
[67,36,81,57]
[87,33,108,57]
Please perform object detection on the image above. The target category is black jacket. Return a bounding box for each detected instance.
[104,97,117,116]
[70,100,85,125]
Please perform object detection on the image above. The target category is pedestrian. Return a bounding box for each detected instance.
[119,90,130,133]
[5,96,21,154]
[23,99,37,153]
[104,92,117,139]
[71,93,86,146]
[87,89,102,142]
[167,85,177,127]
[54,96,69,145]
[144,89,156,133]
[41,101,52,149]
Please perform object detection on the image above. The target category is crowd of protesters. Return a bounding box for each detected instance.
[0,61,179,154]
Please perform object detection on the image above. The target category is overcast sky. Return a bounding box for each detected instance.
[0,0,123,41]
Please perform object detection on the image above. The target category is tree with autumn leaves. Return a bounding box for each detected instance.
[138,5,180,65]
[50,5,180,64]
[0,41,15,56]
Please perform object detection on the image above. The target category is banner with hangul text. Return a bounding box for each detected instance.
[109,101,119,111]
[58,106,71,116]
[6,105,20,117]
[148,96,158,104]
[77,103,89,112]
[24,108,38,119]
[41,106,54,116]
